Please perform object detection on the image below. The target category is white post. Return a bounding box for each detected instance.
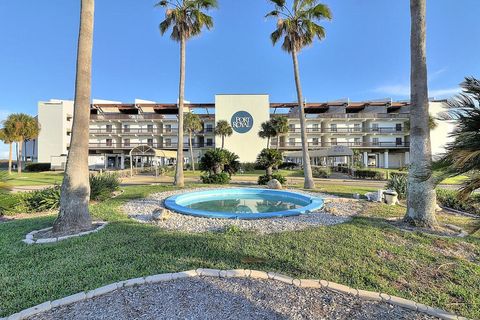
[404,151,410,166]
[120,155,125,170]
[384,150,389,169]
[363,152,368,168]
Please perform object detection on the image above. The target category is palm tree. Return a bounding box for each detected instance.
[256,148,283,179]
[404,114,438,131]
[53,0,94,233]
[214,120,233,149]
[440,77,480,199]
[404,0,437,228]
[258,120,276,148]
[271,116,289,150]
[0,126,15,174]
[3,114,40,174]
[156,0,217,187]
[184,112,203,171]
[266,0,331,189]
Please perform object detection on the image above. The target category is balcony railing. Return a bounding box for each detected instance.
[288,127,406,134]
[272,141,409,149]
[89,142,215,149]
[90,114,169,121]
[302,113,410,119]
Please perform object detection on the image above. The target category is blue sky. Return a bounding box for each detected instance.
[0,0,479,158]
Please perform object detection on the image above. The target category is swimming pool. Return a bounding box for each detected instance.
[164,188,324,219]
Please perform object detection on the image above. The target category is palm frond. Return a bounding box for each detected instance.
[458,174,480,201]
[269,0,286,7]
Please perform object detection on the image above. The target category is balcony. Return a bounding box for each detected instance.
[290,113,409,120]
[90,114,166,121]
[272,141,410,149]
[288,127,407,134]
[89,142,215,150]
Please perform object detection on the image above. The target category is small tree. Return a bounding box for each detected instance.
[271,116,289,150]
[3,114,40,174]
[184,112,203,171]
[0,127,16,174]
[199,148,228,175]
[214,120,233,149]
[256,148,283,178]
[223,149,240,177]
[258,121,276,148]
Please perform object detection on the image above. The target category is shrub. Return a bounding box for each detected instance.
[89,173,120,201]
[312,167,331,178]
[258,173,287,185]
[279,162,299,170]
[200,172,230,184]
[354,169,385,180]
[436,189,480,215]
[25,163,51,172]
[386,173,408,199]
[0,192,28,215]
[25,186,61,212]
[223,224,242,235]
[240,162,257,172]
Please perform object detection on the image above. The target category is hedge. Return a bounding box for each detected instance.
[25,163,51,172]
[353,169,385,180]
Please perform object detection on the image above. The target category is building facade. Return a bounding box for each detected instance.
[24,95,453,170]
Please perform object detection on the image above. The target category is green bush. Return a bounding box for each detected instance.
[354,169,385,180]
[436,189,480,215]
[0,192,29,215]
[258,173,287,185]
[312,167,331,178]
[200,172,230,184]
[386,173,408,199]
[279,162,299,170]
[25,163,51,172]
[90,173,120,201]
[24,186,61,212]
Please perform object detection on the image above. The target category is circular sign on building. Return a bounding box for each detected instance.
[231,111,254,134]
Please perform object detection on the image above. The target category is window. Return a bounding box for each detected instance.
[165,138,172,147]
[165,124,172,133]
[147,124,153,133]
[396,138,403,145]
[123,139,130,147]
[372,123,379,132]
[330,124,337,132]
[312,138,319,146]
[354,123,361,132]
[372,138,379,146]
[396,123,402,132]
[312,124,319,132]
[354,138,361,146]
[123,124,130,133]
[331,138,337,146]
[106,124,112,133]
[206,138,213,146]
[147,138,153,147]
[106,139,113,147]
[289,138,296,146]
[289,124,296,132]
[206,124,213,133]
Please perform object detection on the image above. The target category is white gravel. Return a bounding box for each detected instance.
[122,187,364,234]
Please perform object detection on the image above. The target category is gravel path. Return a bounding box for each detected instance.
[27,277,438,320]
[122,188,363,234]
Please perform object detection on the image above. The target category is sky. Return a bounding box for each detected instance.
[0,0,479,159]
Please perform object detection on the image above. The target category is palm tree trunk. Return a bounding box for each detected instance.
[8,142,12,174]
[17,139,23,174]
[276,135,280,151]
[189,132,195,171]
[267,137,270,149]
[404,0,437,228]
[174,34,186,187]
[53,0,94,233]
[221,136,224,149]
[292,49,314,189]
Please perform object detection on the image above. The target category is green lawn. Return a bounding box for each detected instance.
[0,184,479,318]
[440,175,469,185]
[2,171,64,186]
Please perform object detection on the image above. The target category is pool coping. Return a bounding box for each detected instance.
[1,269,466,320]
[164,188,324,219]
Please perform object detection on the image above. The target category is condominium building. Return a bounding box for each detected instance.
[24,94,453,170]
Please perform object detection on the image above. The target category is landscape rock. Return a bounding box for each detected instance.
[152,208,172,221]
[267,179,282,190]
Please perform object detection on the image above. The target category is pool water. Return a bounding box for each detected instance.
[186,194,306,213]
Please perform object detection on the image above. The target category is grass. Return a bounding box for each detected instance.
[0,184,479,318]
[1,171,64,186]
[440,175,469,185]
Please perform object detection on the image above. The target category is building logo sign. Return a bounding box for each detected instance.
[231,111,253,134]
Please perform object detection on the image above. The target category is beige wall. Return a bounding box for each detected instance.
[429,101,455,157]
[215,94,270,162]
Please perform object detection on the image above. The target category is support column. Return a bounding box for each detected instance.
[405,152,410,166]
[120,155,125,170]
[384,150,389,169]
[363,152,368,168]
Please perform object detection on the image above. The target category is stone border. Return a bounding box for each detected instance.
[22,222,108,245]
[1,269,467,320]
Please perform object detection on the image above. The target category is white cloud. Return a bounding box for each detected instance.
[373,84,461,99]
[429,87,461,98]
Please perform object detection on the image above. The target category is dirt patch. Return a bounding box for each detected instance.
[431,239,479,263]
[388,219,465,237]
[34,222,104,239]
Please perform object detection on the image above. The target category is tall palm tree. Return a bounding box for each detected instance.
[0,126,15,174]
[404,0,437,228]
[258,120,276,148]
[3,113,40,174]
[156,0,217,187]
[271,116,289,150]
[440,77,480,199]
[214,120,233,149]
[184,112,203,171]
[266,0,331,189]
[53,0,95,233]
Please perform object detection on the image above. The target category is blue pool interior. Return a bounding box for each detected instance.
[164,188,324,219]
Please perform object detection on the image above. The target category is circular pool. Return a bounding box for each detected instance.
[164,188,324,219]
